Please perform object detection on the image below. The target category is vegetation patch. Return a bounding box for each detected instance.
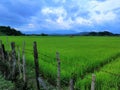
[0,73,14,90]
[0,36,120,89]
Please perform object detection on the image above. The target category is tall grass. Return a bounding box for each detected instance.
[0,36,120,87]
[0,74,14,89]
[75,57,120,90]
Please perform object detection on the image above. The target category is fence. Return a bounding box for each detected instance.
[24,42,120,90]
[0,40,120,90]
[0,40,27,89]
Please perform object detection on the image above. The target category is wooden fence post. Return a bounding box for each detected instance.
[0,40,6,78]
[69,78,74,90]
[0,40,2,59]
[22,41,26,82]
[33,41,40,90]
[17,46,22,79]
[56,52,61,90]
[69,73,74,90]
[0,40,5,61]
[91,74,96,90]
[11,42,16,81]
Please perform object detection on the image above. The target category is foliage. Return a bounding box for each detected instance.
[0,36,120,89]
[0,73,14,90]
[75,57,120,90]
[87,31,118,36]
[41,33,48,36]
[0,26,24,36]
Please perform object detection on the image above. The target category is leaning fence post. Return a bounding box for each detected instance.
[91,74,96,90]
[0,40,2,59]
[56,52,61,90]
[22,41,26,82]
[22,41,27,89]
[17,46,22,79]
[11,42,16,81]
[69,78,74,90]
[33,41,40,90]
[0,40,5,61]
[2,44,6,57]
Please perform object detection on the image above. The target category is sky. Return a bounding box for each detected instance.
[0,0,120,34]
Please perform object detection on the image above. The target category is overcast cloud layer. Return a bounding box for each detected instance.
[0,0,120,34]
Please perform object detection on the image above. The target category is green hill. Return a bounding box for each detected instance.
[0,26,24,36]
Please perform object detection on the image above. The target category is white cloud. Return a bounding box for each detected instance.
[41,7,72,29]
[90,11,117,23]
[87,0,120,24]
[56,17,73,29]
[1,0,120,33]
[41,7,67,17]
[44,17,72,30]
[40,0,120,30]
[75,17,92,25]
[53,0,66,3]
[19,0,120,32]
[41,6,94,29]
[89,0,120,13]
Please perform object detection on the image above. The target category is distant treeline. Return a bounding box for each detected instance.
[27,31,120,36]
[26,33,49,36]
[86,31,120,36]
[0,26,24,36]
[0,26,119,36]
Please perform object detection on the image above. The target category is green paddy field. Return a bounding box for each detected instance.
[0,36,120,89]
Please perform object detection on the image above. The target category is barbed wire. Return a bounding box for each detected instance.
[24,49,73,67]
[3,42,120,90]
[6,47,120,78]
[17,48,78,68]
[40,53,56,60]
[24,51,56,64]
[15,47,120,88]
[40,58,57,67]
[23,51,57,66]
[24,49,56,59]
[24,48,68,60]
[24,49,120,80]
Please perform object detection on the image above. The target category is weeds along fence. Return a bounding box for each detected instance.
[0,40,120,90]
[0,40,27,89]
[21,44,120,90]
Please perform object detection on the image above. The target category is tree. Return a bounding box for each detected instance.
[89,32,98,36]
[87,31,114,36]
[41,33,48,36]
[98,31,113,36]
[0,26,24,36]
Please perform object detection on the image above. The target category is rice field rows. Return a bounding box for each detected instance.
[75,57,120,90]
[0,36,120,89]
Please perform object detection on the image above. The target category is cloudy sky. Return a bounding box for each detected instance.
[0,0,120,34]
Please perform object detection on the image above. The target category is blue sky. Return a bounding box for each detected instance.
[0,0,120,34]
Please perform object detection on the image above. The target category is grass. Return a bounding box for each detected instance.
[75,57,120,90]
[0,73,14,90]
[0,36,120,89]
